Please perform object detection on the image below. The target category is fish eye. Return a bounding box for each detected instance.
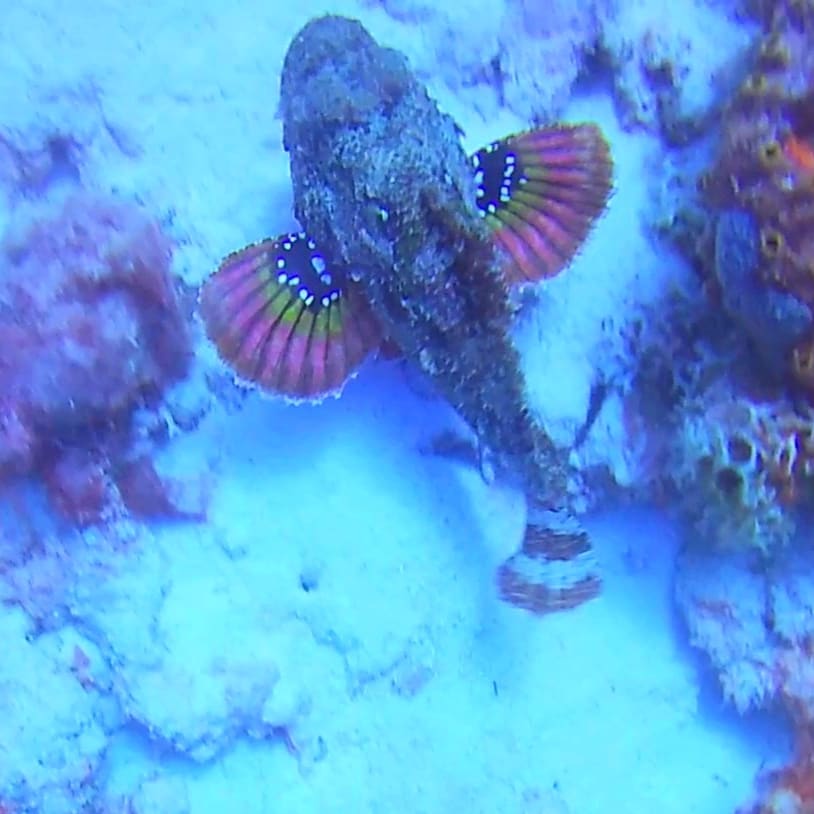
[794,343,814,378]
[760,227,784,258]
[758,140,782,167]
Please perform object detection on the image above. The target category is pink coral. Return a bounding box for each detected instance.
[0,193,192,521]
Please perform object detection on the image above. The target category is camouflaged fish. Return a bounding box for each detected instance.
[200,15,612,615]
[200,125,610,401]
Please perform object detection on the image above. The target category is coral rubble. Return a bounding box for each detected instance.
[365,0,752,142]
[0,609,107,814]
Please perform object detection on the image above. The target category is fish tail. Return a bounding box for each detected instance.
[496,505,602,615]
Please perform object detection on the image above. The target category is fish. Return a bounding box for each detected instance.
[782,132,814,176]
[201,14,612,617]
[496,506,602,614]
[201,125,612,401]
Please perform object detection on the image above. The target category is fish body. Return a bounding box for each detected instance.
[201,15,612,614]
[279,15,579,499]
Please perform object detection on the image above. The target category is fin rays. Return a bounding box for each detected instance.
[201,122,613,396]
[199,235,382,401]
[473,122,613,284]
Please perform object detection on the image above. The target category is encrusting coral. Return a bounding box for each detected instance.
[652,0,814,557]
[659,10,814,801]
[0,193,193,525]
[671,380,814,552]
[699,0,814,392]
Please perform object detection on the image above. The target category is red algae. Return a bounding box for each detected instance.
[0,193,193,524]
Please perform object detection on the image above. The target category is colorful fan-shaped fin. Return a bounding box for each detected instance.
[199,233,382,400]
[472,123,613,285]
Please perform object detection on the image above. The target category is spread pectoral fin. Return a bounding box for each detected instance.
[472,123,613,285]
[199,234,382,401]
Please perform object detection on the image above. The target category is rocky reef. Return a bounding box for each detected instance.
[647,4,814,808]
[658,0,814,557]
[0,194,196,526]
[699,0,814,391]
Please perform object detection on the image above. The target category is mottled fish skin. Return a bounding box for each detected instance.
[278,14,565,500]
